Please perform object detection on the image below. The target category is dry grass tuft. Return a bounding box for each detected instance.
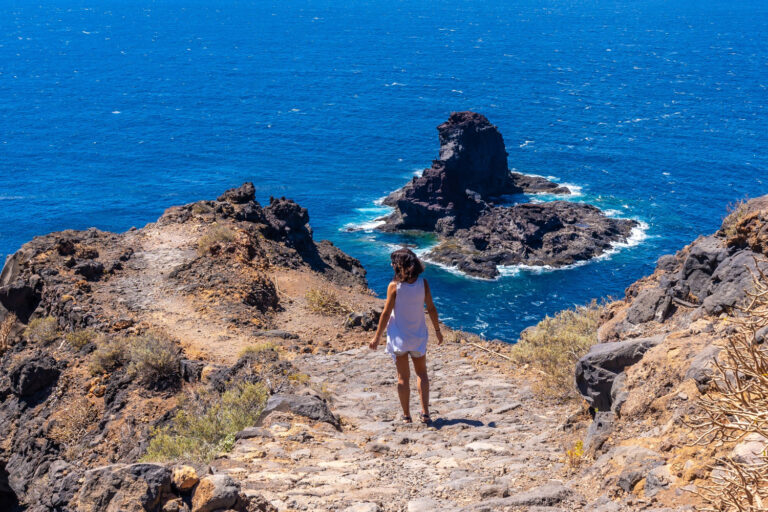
[25,316,60,345]
[127,332,181,388]
[0,314,17,356]
[238,341,278,358]
[65,328,98,350]
[49,396,98,459]
[688,261,768,511]
[197,223,236,255]
[141,382,268,464]
[511,300,604,401]
[720,198,750,240]
[89,336,128,375]
[305,288,351,316]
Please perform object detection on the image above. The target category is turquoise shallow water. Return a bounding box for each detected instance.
[1,0,767,340]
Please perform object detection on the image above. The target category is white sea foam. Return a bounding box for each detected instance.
[519,140,534,148]
[344,219,386,232]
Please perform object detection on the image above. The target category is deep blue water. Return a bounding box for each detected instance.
[1,1,767,341]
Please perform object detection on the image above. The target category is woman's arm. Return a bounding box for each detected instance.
[424,279,443,345]
[369,281,397,350]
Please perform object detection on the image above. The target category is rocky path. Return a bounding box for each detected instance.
[215,344,585,512]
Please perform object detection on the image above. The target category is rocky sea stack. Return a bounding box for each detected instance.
[379,111,639,278]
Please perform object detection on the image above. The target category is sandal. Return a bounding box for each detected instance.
[419,412,432,424]
[401,414,412,424]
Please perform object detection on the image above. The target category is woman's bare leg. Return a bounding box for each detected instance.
[412,355,429,416]
[395,354,411,418]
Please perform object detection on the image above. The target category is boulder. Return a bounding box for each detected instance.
[9,354,60,397]
[218,182,256,204]
[256,393,340,429]
[73,463,173,512]
[584,411,615,453]
[171,465,199,493]
[74,261,105,281]
[685,345,722,393]
[504,482,573,507]
[575,335,664,411]
[191,474,239,512]
[703,251,762,314]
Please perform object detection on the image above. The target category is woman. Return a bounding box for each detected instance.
[369,248,443,424]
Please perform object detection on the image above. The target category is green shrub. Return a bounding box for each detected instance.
[141,382,268,463]
[65,329,98,350]
[89,336,128,375]
[197,223,236,255]
[511,300,604,401]
[305,288,350,316]
[127,332,181,388]
[25,316,60,345]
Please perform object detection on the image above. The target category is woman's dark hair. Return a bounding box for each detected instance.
[391,248,424,283]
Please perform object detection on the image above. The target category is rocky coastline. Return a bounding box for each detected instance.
[378,111,638,278]
[0,183,764,511]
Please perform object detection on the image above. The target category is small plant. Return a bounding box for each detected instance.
[48,396,98,459]
[720,198,750,240]
[238,341,278,358]
[565,440,585,468]
[25,316,60,345]
[305,288,351,316]
[89,336,128,375]
[197,223,236,255]
[65,328,98,350]
[511,300,604,401]
[0,314,17,355]
[127,332,181,388]
[288,372,310,384]
[141,382,268,464]
[191,202,213,214]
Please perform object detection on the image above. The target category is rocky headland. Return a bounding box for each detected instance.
[379,111,638,278]
[0,183,765,512]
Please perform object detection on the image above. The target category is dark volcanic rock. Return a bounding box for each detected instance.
[256,393,340,430]
[218,182,256,204]
[378,112,636,278]
[427,202,638,278]
[74,261,104,281]
[575,335,664,411]
[380,111,570,235]
[73,463,173,511]
[9,354,60,397]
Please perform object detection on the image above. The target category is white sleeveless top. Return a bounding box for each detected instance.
[386,277,429,356]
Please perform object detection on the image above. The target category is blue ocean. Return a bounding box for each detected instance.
[1,1,766,341]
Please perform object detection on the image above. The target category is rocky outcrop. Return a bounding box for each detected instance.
[378,112,637,278]
[380,111,570,234]
[0,184,371,511]
[428,202,637,278]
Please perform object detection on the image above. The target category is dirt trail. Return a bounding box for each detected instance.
[215,344,583,512]
[99,223,254,362]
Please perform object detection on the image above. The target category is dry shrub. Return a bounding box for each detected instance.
[127,332,181,388]
[89,336,128,375]
[721,198,750,240]
[238,341,278,358]
[49,396,98,459]
[0,314,17,355]
[191,202,213,214]
[65,328,98,350]
[688,262,768,511]
[511,300,603,400]
[25,316,60,345]
[141,382,268,464]
[305,288,350,316]
[197,223,236,255]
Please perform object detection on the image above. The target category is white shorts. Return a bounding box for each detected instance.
[392,349,425,360]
